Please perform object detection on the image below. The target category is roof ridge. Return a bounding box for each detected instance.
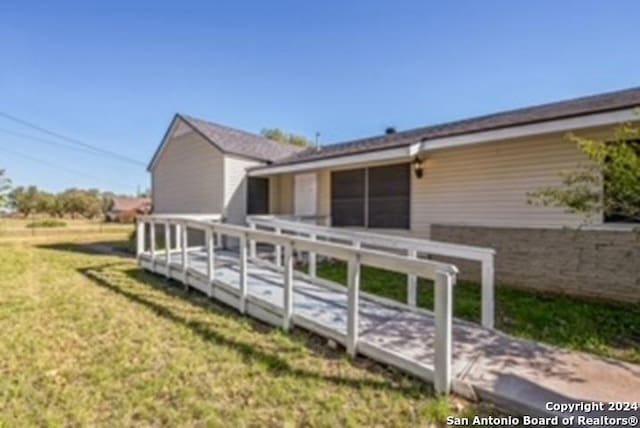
[316,85,640,149]
[178,113,305,151]
[264,85,640,167]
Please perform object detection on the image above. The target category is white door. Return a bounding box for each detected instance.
[294,173,317,216]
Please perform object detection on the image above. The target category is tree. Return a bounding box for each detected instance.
[0,169,10,208]
[35,191,56,215]
[528,122,640,223]
[101,191,116,217]
[261,128,312,147]
[59,189,102,219]
[9,186,41,217]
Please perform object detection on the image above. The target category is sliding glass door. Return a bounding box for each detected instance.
[330,163,409,229]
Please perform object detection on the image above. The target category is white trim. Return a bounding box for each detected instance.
[149,116,270,172]
[249,145,419,176]
[249,108,638,177]
[418,108,638,153]
[148,116,181,172]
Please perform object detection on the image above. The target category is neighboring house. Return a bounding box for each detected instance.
[107,197,152,222]
[148,87,640,302]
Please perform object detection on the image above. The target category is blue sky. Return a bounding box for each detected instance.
[1,0,639,194]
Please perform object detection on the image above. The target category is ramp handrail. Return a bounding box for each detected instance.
[247,215,495,329]
[137,214,457,395]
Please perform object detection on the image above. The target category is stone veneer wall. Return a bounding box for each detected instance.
[430,224,640,303]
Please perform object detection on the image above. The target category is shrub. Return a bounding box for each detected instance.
[26,219,67,228]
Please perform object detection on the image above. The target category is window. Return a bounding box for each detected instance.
[247,177,269,215]
[331,168,365,226]
[368,164,410,228]
[330,163,410,229]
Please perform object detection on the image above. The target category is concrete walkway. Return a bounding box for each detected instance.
[140,249,640,421]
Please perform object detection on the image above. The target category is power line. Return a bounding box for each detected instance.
[0,111,146,166]
[0,144,136,189]
[0,127,112,159]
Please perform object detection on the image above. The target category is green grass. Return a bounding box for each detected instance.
[317,261,640,364]
[26,219,67,228]
[0,240,498,427]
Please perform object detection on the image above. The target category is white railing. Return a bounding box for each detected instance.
[247,215,496,329]
[136,214,458,395]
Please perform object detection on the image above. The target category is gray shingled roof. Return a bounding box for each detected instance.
[260,86,640,168]
[179,114,304,162]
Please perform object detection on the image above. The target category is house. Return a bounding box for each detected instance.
[148,87,640,302]
[107,197,152,222]
[148,114,303,225]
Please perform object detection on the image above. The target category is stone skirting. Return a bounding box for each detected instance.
[430,224,640,303]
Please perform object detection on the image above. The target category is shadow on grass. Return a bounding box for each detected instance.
[317,260,640,365]
[38,241,132,258]
[78,261,432,397]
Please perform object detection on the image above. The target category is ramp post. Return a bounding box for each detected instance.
[434,270,453,395]
[308,233,317,278]
[239,234,248,313]
[275,227,282,267]
[481,255,495,329]
[136,218,145,260]
[164,222,171,277]
[150,221,156,265]
[181,222,188,287]
[248,222,257,259]
[407,249,418,306]
[283,243,294,331]
[206,227,215,297]
[346,253,361,357]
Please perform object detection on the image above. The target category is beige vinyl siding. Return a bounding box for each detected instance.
[152,130,224,214]
[317,169,331,217]
[259,125,616,235]
[224,155,264,225]
[268,176,279,214]
[274,174,294,214]
[268,170,329,217]
[273,132,598,234]
[411,133,592,234]
[268,174,294,215]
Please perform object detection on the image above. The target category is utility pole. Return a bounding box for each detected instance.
[315,132,320,148]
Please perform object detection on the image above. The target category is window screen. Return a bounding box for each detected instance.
[368,163,410,228]
[331,168,365,226]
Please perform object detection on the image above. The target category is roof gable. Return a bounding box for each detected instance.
[147,114,304,171]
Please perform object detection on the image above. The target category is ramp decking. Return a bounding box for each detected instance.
[140,248,640,421]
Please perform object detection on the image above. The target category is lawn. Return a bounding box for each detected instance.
[0,217,133,238]
[0,239,497,427]
[317,261,640,364]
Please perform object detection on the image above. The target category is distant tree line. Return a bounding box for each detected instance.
[6,185,134,220]
[0,169,10,207]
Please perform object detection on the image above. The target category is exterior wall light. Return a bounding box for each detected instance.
[413,156,424,179]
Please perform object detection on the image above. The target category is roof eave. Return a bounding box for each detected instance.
[249,107,639,176]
